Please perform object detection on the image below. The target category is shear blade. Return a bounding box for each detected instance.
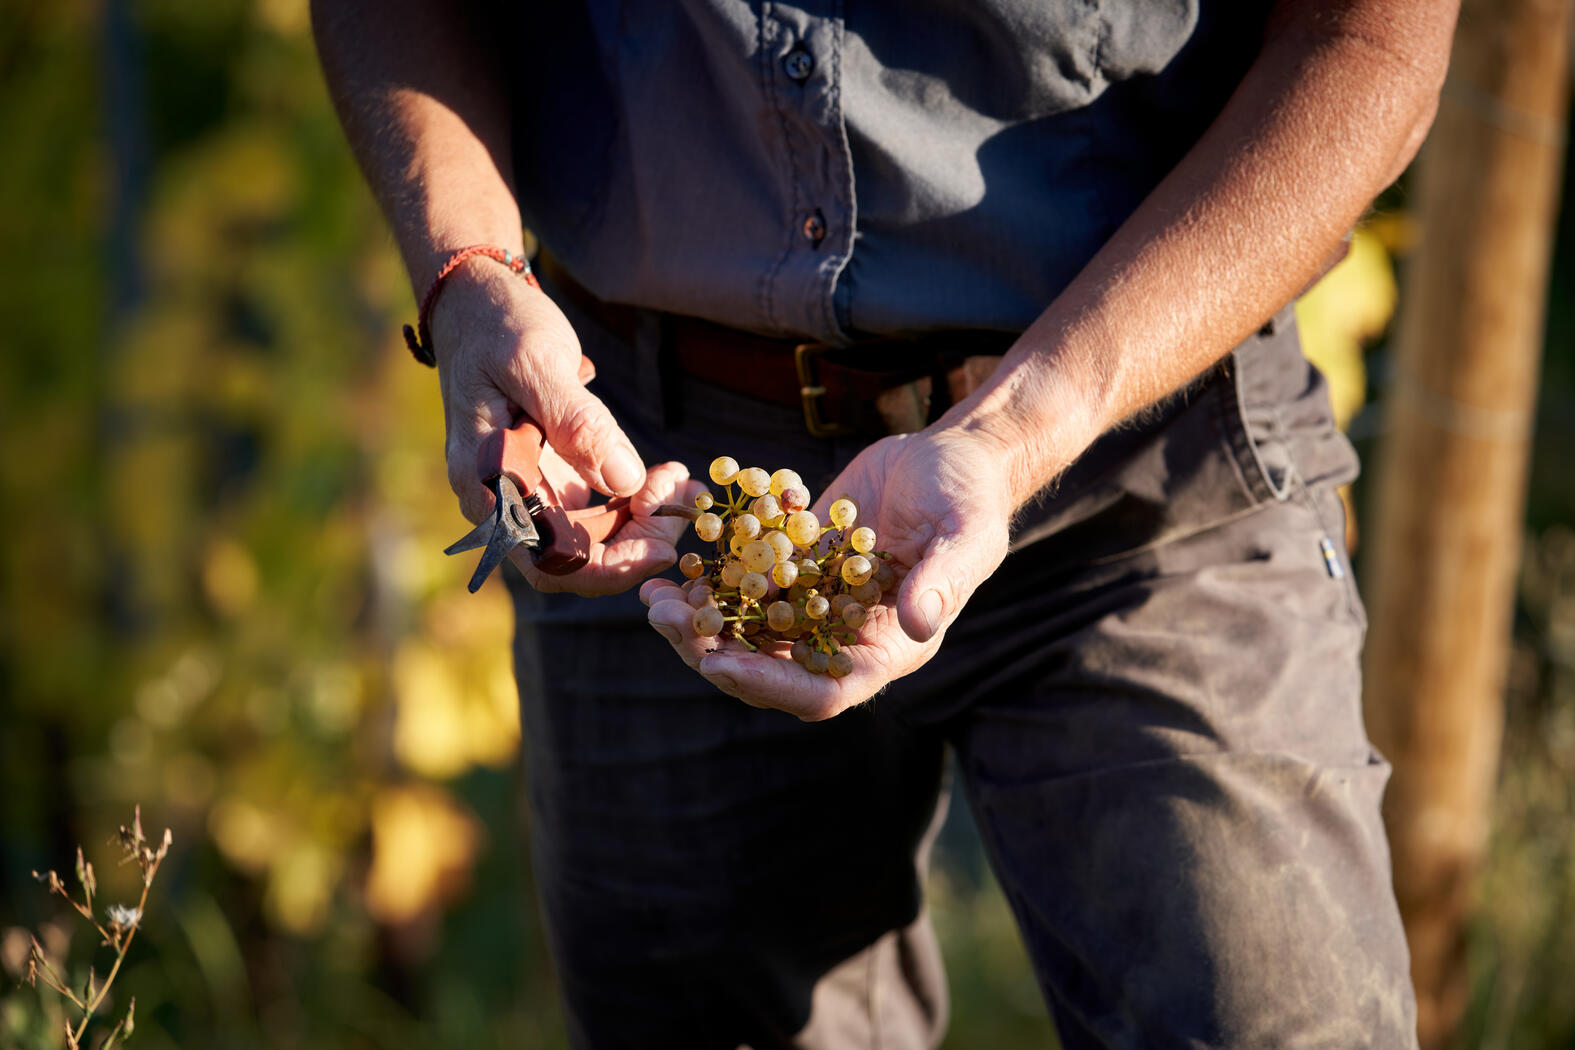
[443,517,496,556]
[445,475,541,592]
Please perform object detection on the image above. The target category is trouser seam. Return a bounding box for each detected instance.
[866,935,882,1050]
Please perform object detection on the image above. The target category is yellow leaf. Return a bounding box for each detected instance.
[364,785,481,925]
[1295,227,1398,430]
[265,842,339,936]
[391,631,520,778]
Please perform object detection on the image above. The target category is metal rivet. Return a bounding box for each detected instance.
[783,49,814,81]
[801,211,826,244]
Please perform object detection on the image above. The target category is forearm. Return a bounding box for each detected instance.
[945,0,1458,509]
[310,0,521,292]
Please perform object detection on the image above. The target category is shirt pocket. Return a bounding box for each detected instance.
[985,0,1199,114]
[1091,1,1200,82]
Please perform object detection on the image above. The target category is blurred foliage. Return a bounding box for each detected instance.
[1296,223,1404,431]
[0,2,1570,1048]
[1459,525,1575,1050]
[0,1,557,1046]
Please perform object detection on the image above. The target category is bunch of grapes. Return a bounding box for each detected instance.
[656,456,895,677]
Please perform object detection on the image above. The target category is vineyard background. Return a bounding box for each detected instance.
[1,3,1572,1048]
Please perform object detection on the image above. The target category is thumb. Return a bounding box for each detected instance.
[528,377,646,497]
[895,526,1007,644]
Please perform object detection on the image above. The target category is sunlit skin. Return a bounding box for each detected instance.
[315,0,1458,712]
[638,2,1457,715]
[428,263,699,595]
[645,432,1011,719]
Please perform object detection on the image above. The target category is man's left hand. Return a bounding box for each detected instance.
[643,427,1017,719]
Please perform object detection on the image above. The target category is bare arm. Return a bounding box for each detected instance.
[953,0,1459,509]
[312,0,688,594]
[649,0,1460,717]
[311,0,522,294]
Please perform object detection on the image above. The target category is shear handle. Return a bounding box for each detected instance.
[472,354,634,575]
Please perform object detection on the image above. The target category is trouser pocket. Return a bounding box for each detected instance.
[1222,304,1360,502]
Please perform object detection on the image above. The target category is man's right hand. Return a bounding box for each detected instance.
[310,1,695,594]
[428,260,696,596]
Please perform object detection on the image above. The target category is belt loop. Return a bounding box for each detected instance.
[633,307,673,430]
[654,310,682,430]
[926,347,963,424]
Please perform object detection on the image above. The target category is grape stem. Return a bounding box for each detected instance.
[652,504,703,521]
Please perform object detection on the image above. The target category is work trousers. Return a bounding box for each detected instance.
[508,286,1419,1049]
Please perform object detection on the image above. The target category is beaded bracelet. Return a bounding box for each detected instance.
[402,245,541,367]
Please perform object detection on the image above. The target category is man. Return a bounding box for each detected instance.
[313,2,1457,1046]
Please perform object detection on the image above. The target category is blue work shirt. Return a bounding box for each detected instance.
[513,2,1274,345]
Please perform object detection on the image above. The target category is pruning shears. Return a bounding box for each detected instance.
[443,355,632,591]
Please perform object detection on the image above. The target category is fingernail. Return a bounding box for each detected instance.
[918,590,945,639]
[603,445,644,495]
[651,622,681,645]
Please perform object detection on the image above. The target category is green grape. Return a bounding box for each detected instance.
[750,493,783,523]
[784,510,820,547]
[766,601,796,631]
[841,555,873,587]
[709,456,740,485]
[741,540,775,573]
[720,560,747,588]
[770,559,799,589]
[828,650,853,678]
[769,468,802,497]
[873,558,896,590]
[686,459,885,681]
[795,558,821,585]
[737,467,771,497]
[763,529,795,564]
[693,605,725,637]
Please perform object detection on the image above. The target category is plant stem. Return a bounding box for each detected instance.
[36,965,87,1011]
[70,858,158,1046]
[651,503,703,521]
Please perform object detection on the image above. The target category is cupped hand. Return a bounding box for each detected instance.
[430,262,696,595]
[643,426,1017,719]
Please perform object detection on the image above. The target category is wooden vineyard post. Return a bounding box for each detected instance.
[1362,0,1572,1047]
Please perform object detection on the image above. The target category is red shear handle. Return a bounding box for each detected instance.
[533,497,634,575]
[473,354,635,575]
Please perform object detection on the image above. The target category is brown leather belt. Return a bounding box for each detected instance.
[537,251,1014,437]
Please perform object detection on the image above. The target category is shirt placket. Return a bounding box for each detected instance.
[758,2,855,344]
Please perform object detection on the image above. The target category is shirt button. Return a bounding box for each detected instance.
[783,49,814,81]
[802,211,826,245]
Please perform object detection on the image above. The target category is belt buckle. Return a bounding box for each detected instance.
[794,342,857,438]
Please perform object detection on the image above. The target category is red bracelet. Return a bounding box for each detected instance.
[402,245,541,367]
